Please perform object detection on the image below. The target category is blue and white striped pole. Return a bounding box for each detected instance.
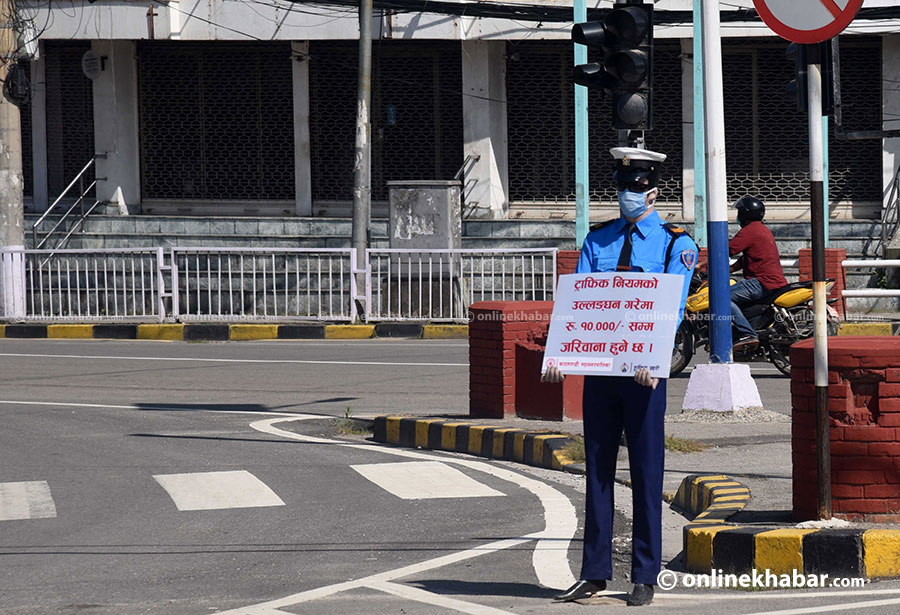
[700,0,732,363]
[574,0,589,250]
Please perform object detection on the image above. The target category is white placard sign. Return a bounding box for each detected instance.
[542,272,683,378]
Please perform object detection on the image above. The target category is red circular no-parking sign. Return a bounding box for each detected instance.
[753,0,863,44]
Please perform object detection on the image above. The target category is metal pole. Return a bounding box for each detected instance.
[0,0,26,320]
[352,0,373,315]
[809,61,831,520]
[574,0,588,250]
[823,115,829,246]
[701,0,731,363]
[692,0,707,247]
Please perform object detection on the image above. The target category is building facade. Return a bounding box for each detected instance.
[16,0,900,222]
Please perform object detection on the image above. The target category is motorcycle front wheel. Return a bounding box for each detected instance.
[767,312,841,376]
[670,321,694,377]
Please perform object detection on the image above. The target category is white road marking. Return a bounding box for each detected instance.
[0,481,57,521]
[153,471,285,511]
[743,597,900,615]
[368,581,512,615]
[209,415,578,614]
[352,461,506,500]
[0,352,467,367]
[661,588,900,601]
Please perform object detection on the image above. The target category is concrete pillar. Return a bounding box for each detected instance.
[681,37,695,221]
[461,40,508,220]
[883,35,900,214]
[30,44,48,213]
[292,41,312,216]
[91,40,141,215]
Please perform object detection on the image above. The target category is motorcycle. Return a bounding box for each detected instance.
[670,274,841,377]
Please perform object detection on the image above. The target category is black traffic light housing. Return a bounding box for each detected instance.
[572,2,654,130]
[786,40,834,116]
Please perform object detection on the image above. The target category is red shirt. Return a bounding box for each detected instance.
[729,221,787,291]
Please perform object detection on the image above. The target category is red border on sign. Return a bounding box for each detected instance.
[753,0,863,44]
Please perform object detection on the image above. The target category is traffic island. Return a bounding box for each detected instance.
[372,415,583,472]
[677,473,900,580]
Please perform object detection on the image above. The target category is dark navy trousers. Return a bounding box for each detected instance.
[580,375,666,585]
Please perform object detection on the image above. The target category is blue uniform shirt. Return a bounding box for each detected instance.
[575,209,697,328]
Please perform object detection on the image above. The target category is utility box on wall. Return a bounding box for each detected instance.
[388,180,462,250]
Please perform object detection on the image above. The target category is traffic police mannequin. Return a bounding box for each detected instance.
[542,147,697,607]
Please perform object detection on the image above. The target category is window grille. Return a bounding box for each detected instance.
[44,42,94,199]
[20,61,32,198]
[308,41,463,203]
[506,41,683,205]
[722,37,881,204]
[137,42,295,201]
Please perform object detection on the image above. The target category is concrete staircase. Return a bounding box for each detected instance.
[24,214,892,313]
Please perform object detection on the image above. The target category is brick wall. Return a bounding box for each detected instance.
[557,250,580,279]
[468,301,555,418]
[798,248,847,318]
[791,337,900,522]
[469,300,583,420]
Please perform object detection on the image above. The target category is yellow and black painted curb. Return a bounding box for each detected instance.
[0,323,469,341]
[677,474,900,580]
[372,415,584,473]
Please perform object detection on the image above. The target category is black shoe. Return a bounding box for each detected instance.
[552,579,607,602]
[626,583,654,607]
[732,334,759,351]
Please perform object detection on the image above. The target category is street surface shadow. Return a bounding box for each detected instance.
[410,580,558,599]
[131,398,358,413]
[729,509,793,524]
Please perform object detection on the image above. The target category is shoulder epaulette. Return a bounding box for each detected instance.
[663,222,693,239]
[589,219,618,232]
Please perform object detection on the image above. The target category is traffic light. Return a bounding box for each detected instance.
[572,3,654,130]
[786,41,834,115]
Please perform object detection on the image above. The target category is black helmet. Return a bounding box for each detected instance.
[734,196,765,225]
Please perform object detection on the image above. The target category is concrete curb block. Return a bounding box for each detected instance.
[372,415,583,473]
[677,474,900,579]
[838,322,895,336]
[0,323,470,341]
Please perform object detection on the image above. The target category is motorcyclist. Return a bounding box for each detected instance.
[729,196,788,350]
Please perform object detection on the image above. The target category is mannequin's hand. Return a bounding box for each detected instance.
[541,365,565,383]
[634,368,659,390]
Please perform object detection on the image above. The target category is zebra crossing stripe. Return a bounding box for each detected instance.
[0,481,57,521]
[153,471,285,511]
[351,461,506,500]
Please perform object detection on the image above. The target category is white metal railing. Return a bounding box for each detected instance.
[31,155,106,254]
[6,247,561,323]
[365,248,557,322]
[19,248,165,321]
[842,259,900,298]
[171,248,358,322]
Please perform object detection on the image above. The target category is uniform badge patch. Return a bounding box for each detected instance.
[681,249,697,269]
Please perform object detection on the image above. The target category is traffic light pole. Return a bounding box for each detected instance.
[808,61,832,520]
[700,0,731,364]
[574,0,589,250]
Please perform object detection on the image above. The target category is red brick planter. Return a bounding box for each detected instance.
[468,300,583,420]
[791,337,900,522]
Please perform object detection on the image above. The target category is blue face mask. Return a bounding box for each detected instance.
[618,189,648,219]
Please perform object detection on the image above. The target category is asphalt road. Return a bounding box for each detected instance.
[2,339,898,614]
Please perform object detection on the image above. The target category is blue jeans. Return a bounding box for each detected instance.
[730,277,767,338]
